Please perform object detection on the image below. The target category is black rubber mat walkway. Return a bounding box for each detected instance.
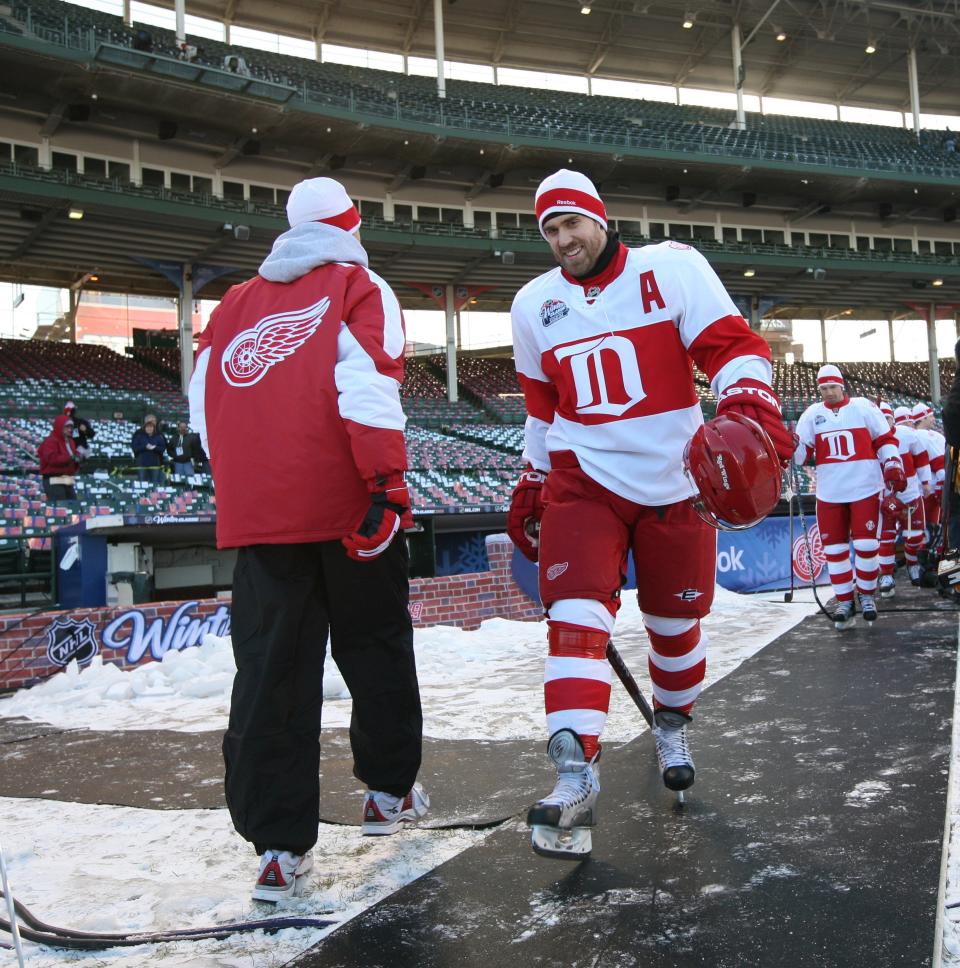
[289,599,957,968]
[0,724,548,828]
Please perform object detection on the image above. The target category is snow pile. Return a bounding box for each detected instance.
[2,586,814,740]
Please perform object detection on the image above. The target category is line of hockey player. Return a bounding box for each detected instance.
[794,364,944,630]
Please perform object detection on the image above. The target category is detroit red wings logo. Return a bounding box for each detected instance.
[221,297,330,387]
[792,524,825,581]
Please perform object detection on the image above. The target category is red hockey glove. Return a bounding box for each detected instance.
[507,467,547,562]
[715,378,795,467]
[882,459,907,494]
[342,472,413,562]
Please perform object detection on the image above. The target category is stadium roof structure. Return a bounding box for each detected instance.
[168,0,960,117]
[1,0,959,318]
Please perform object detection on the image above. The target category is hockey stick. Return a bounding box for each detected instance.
[784,474,796,603]
[606,640,654,729]
[0,890,335,950]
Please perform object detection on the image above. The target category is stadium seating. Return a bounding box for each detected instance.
[1,333,949,544]
[5,0,960,179]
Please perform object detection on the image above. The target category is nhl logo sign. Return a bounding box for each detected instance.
[792,525,825,581]
[45,617,99,667]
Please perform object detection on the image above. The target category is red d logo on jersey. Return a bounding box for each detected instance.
[222,297,330,388]
[792,525,825,581]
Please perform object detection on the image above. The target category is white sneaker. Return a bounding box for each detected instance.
[252,849,313,902]
[362,782,429,835]
[879,575,895,599]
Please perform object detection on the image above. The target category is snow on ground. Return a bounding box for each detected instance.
[1,799,488,968]
[0,586,870,967]
[1,586,814,741]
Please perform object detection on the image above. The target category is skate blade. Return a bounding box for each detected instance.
[530,825,592,861]
[834,616,856,631]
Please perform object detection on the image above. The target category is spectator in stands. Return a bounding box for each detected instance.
[38,415,81,502]
[189,175,427,902]
[131,414,167,484]
[168,420,199,477]
[63,401,95,459]
[223,54,250,76]
[177,41,201,62]
[945,130,957,155]
[131,28,153,52]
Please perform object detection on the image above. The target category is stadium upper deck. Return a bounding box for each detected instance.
[1,0,959,320]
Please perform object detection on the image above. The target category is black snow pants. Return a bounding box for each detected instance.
[223,536,422,855]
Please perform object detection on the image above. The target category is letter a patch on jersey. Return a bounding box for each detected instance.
[222,297,330,387]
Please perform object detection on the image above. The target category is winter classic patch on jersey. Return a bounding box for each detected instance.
[539,299,570,327]
[221,296,330,388]
[667,241,692,250]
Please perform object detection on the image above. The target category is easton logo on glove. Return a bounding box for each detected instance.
[715,378,794,467]
[717,382,782,412]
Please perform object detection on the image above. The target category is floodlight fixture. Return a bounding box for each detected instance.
[68,208,84,220]
[932,278,945,287]
[682,12,696,29]
[774,27,787,41]
[743,268,756,278]
[865,39,877,54]
[580,4,592,14]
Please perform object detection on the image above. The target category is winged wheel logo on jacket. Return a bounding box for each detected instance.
[221,296,331,387]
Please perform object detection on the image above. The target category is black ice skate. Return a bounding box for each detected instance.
[859,594,878,624]
[833,599,856,631]
[527,729,599,861]
[652,709,695,802]
[878,575,895,599]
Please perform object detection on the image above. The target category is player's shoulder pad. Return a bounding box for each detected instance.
[630,239,709,267]
[512,266,563,310]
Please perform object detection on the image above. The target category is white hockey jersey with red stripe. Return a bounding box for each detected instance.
[794,397,898,503]
[916,426,946,487]
[889,424,932,502]
[511,240,773,506]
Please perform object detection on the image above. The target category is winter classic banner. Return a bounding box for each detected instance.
[511,515,830,603]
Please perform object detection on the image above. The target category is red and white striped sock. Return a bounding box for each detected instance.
[644,614,707,715]
[823,542,855,602]
[543,621,611,761]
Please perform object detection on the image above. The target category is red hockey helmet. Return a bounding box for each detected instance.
[880,492,908,524]
[683,412,782,531]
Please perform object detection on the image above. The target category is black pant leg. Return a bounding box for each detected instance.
[224,543,327,855]
[323,536,422,798]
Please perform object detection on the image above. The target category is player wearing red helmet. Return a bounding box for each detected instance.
[508,169,790,859]
[793,371,904,628]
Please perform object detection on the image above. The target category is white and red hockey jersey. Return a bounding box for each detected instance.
[891,424,932,502]
[511,241,773,506]
[916,426,946,489]
[794,397,899,503]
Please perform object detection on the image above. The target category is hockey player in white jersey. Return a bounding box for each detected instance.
[794,366,905,628]
[507,169,793,859]
[877,402,933,595]
[910,402,946,542]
